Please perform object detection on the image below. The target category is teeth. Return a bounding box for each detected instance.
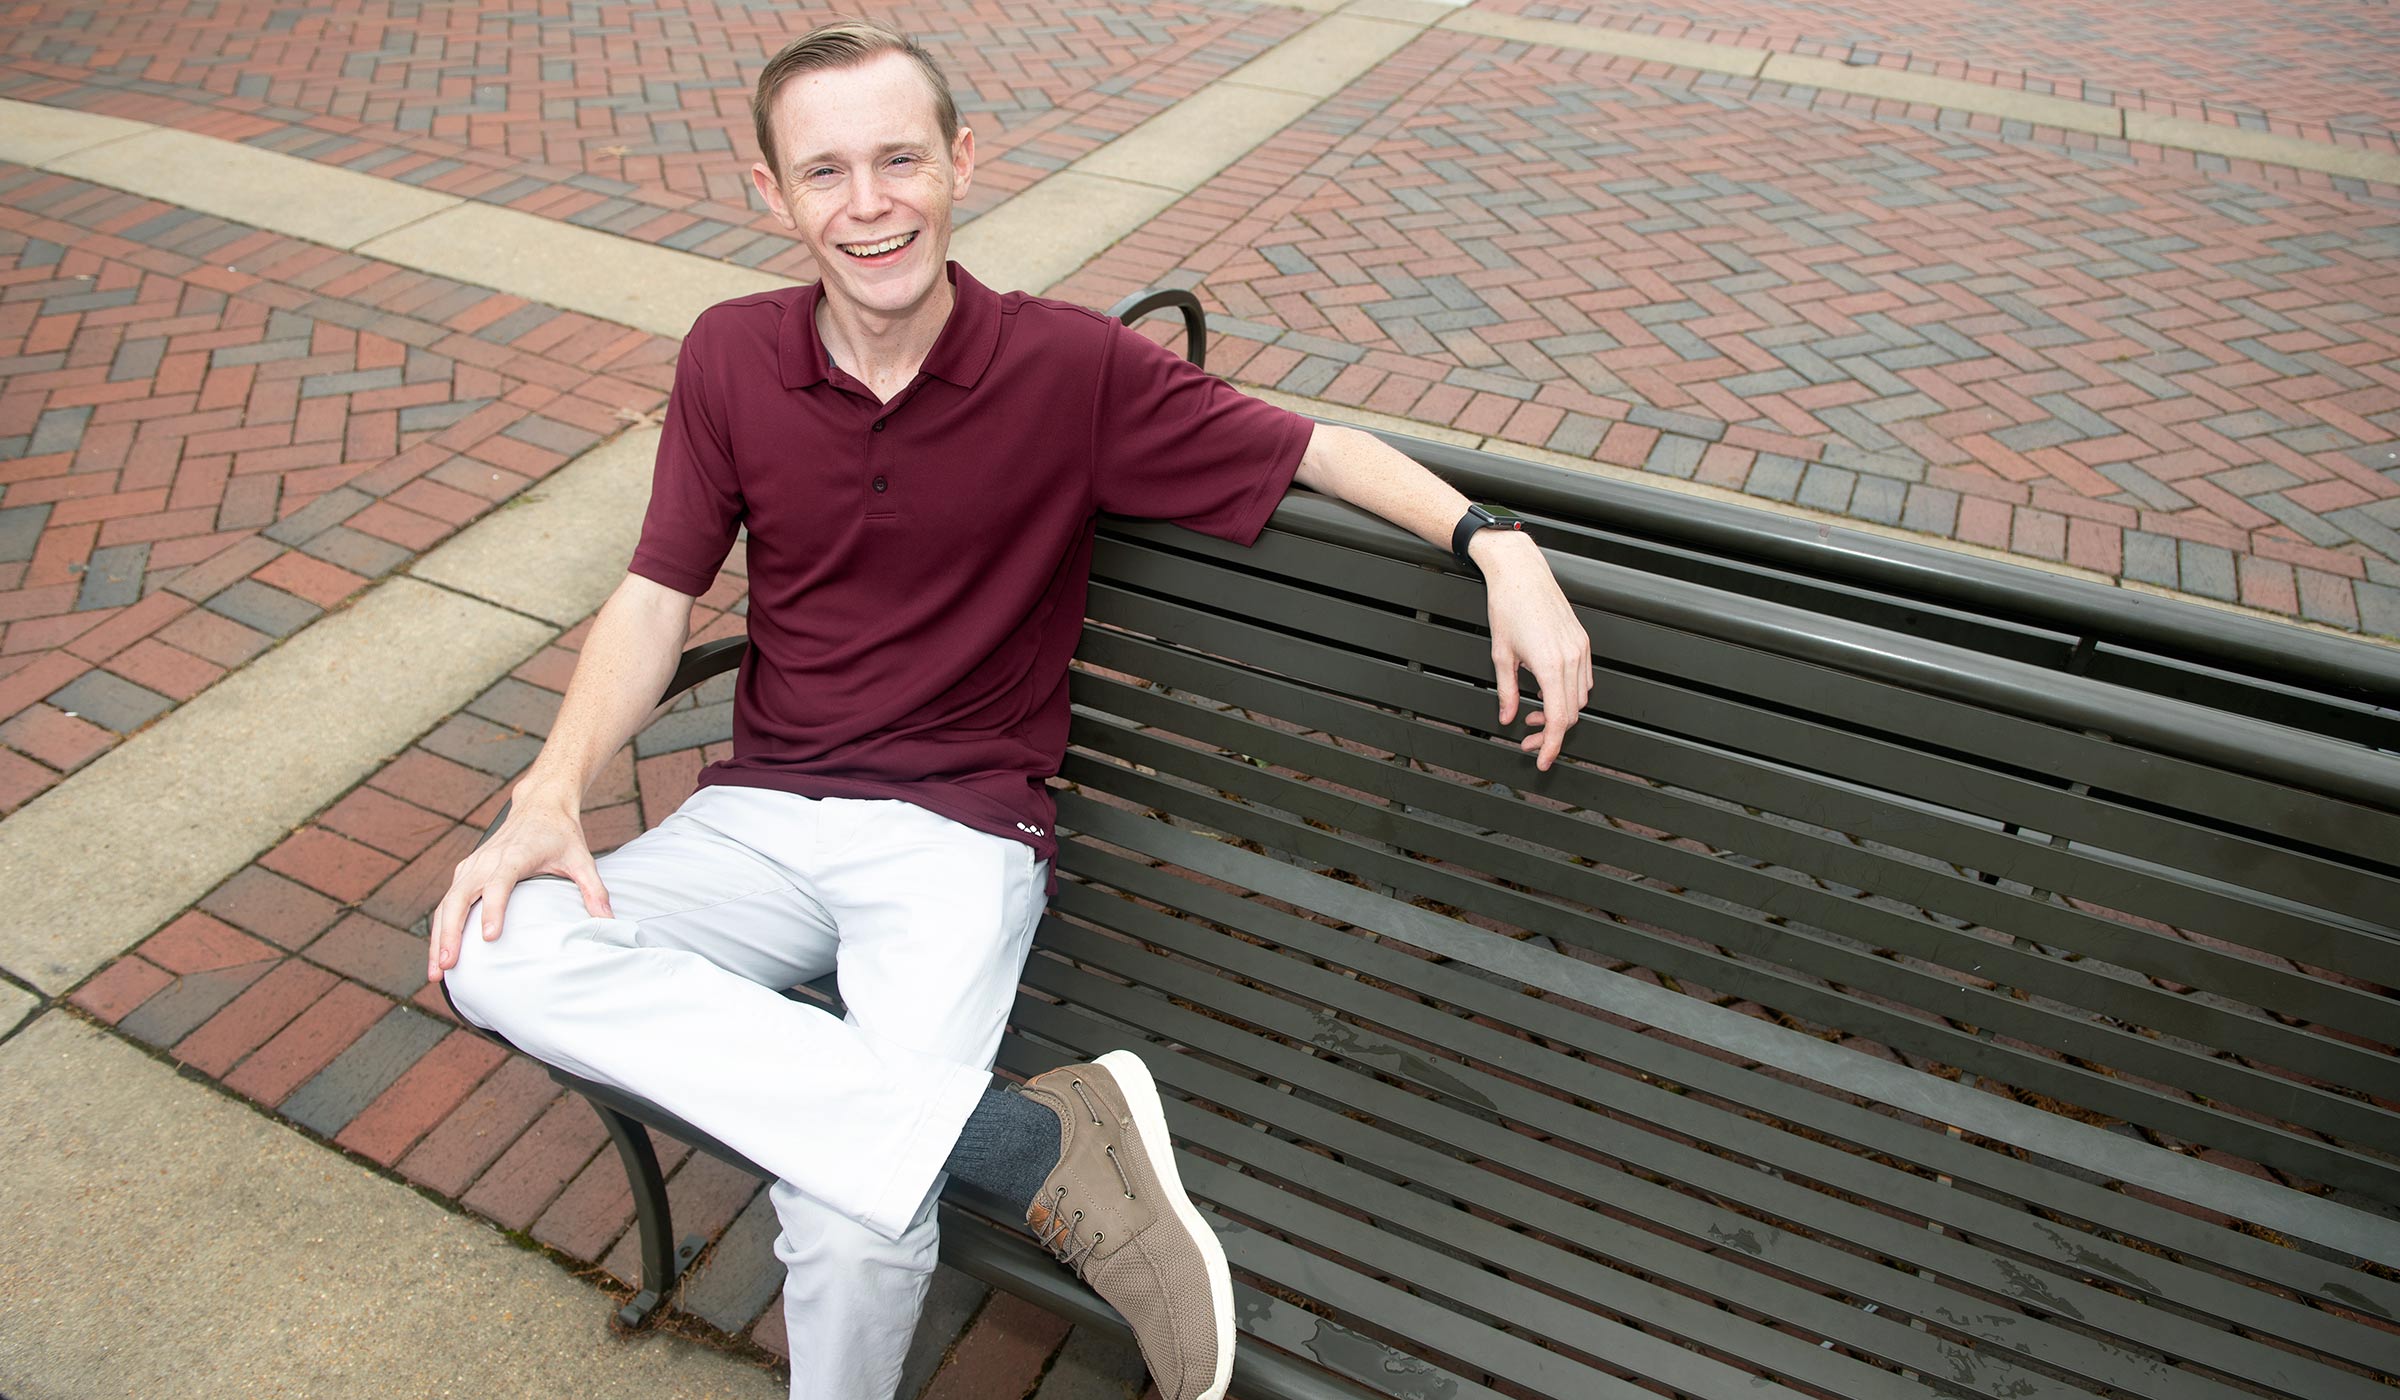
[841,232,914,257]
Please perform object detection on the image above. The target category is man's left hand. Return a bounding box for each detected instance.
[1472,529,1592,771]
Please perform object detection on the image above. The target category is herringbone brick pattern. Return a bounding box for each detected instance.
[0,165,676,812]
[0,0,1310,280]
[65,560,1163,1394]
[63,565,778,1338]
[1494,0,2400,145]
[1057,30,2400,637]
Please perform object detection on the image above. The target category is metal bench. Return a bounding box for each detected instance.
[451,301,2400,1400]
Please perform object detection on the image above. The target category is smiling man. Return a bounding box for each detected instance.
[429,19,1589,1400]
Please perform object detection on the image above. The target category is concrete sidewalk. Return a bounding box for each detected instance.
[3,0,2397,1395]
[0,1012,781,1399]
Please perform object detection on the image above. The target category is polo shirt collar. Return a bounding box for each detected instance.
[778,261,1000,392]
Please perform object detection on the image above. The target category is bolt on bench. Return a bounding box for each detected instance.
[452,294,2400,1400]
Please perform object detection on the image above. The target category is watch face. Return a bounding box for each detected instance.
[1477,504,1524,525]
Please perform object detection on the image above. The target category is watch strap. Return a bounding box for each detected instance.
[1451,503,1525,576]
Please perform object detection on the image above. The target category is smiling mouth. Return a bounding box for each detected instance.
[839,231,917,258]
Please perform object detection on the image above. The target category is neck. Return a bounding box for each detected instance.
[817,275,956,403]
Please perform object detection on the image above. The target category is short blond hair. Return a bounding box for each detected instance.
[752,19,961,180]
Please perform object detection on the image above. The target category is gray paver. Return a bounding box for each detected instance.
[2177,541,2237,601]
[281,1005,450,1138]
[301,524,414,578]
[1628,405,1724,441]
[681,1186,785,1334]
[263,485,373,546]
[116,962,274,1047]
[2356,580,2400,639]
[27,405,90,456]
[420,713,545,778]
[2329,506,2400,565]
[48,669,173,734]
[634,701,733,758]
[1796,463,1856,513]
[2097,463,2195,511]
[2122,532,2180,587]
[1900,485,1958,537]
[1851,476,1907,525]
[73,543,147,611]
[1747,453,1805,503]
[503,414,602,456]
[206,578,322,638]
[1644,433,1705,479]
[466,677,561,739]
[0,504,49,564]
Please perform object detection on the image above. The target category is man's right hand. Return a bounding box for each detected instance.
[426,789,614,983]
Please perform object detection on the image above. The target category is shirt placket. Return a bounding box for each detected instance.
[828,366,918,522]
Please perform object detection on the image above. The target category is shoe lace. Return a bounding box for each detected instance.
[1034,1186,1102,1278]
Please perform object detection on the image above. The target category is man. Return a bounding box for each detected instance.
[429,20,1590,1400]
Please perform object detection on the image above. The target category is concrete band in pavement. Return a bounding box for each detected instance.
[0,1012,783,1399]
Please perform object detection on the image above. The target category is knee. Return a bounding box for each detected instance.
[442,879,589,1034]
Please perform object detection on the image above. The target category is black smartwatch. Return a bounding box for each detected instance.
[1450,503,1527,577]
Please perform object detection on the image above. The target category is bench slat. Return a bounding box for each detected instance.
[1087,559,2400,942]
[1093,528,2400,890]
[1034,880,2384,1400]
[1052,822,2400,1374]
[1060,737,2400,1201]
[1071,657,2399,1101]
[1074,625,2399,1050]
[1078,592,2400,990]
[1017,934,2344,1400]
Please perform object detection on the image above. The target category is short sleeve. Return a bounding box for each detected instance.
[1091,322,1313,545]
[629,330,744,597]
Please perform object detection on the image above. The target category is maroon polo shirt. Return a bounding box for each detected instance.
[629,264,1312,868]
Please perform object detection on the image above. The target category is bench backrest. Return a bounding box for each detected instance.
[1013,497,2400,1398]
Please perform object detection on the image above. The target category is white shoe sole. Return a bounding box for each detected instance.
[1096,1048,1236,1400]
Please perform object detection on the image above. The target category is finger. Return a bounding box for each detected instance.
[1518,714,1547,753]
[1493,645,1521,727]
[565,852,613,920]
[1537,659,1577,769]
[1537,700,1568,770]
[427,894,456,982]
[479,883,512,943]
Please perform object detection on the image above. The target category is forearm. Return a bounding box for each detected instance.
[1291,422,1543,576]
[514,572,695,812]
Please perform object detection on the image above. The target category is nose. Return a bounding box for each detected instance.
[845,166,892,223]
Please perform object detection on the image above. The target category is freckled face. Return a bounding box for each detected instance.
[751,52,974,326]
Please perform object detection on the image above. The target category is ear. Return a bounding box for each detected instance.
[949,124,975,202]
[751,162,796,229]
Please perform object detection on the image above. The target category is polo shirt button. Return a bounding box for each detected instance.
[872,419,886,432]
[872,475,888,492]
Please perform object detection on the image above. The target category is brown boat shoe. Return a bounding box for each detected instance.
[1020,1051,1235,1400]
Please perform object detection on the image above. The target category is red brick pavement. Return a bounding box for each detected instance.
[0,0,1312,283]
[1056,29,2400,637]
[1483,0,2400,146]
[0,164,676,813]
[55,541,1166,1393]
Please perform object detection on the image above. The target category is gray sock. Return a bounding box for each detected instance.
[944,1087,1063,1216]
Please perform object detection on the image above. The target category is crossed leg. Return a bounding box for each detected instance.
[445,785,1046,1399]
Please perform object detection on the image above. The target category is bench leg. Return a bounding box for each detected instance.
[596,1103,706,1333]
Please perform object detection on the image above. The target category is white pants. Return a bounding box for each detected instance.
[445,785,1049,1400]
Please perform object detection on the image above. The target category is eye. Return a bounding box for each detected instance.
[803,166,840,187]
[886,154,917,171]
